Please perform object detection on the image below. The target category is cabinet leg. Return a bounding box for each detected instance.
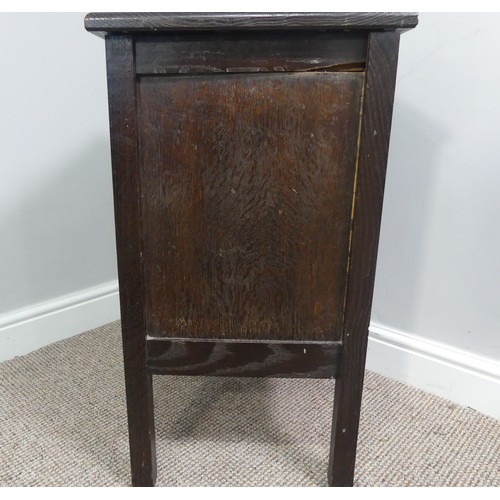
[327,372,364,487]
[123,355,157,486]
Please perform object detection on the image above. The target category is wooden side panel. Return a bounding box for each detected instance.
[135,31,367,75]
[137,72,363,342]
[148,339,341,378]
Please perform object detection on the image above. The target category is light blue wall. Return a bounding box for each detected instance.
[372,13,500,361]
[1,13,498,366]
[0,13,116,314]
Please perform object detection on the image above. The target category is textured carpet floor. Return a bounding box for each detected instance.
[0,322,498,487]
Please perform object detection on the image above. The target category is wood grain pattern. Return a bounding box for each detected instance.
[148,339,341,378]
[135,31,367,75]
[105,34,157,487]
[328,31,402,487]
[91,14,416,487]
[137,72,364,342]
[85,12,418,36]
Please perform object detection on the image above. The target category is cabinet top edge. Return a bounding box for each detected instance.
[84,12,418,37]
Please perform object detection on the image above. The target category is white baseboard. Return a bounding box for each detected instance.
[367,322,500,419]
[1,287,498,419]
[0,281,120,362]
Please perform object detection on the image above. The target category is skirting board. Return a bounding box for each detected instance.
[0,286,498,419]
[0,281,120,363]
[367,323,500,419]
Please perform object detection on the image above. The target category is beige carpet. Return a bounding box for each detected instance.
[0,322,498,487]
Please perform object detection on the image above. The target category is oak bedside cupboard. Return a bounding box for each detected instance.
[85,12,417,487]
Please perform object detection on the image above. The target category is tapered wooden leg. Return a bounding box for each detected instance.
[327,30,402,487]
[122,339,157,487]
[105,34,158,487]
[327,364,366,487]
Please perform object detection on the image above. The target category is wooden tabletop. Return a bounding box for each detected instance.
[85,12,418,37]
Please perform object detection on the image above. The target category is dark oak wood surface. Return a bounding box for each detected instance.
[135,31,367,75]
[137,72,363,342]
[328,31,402,487]
[105,35,156,487]
[148,339,341,378]
[85,12,418,36]
[90,11,416,487]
